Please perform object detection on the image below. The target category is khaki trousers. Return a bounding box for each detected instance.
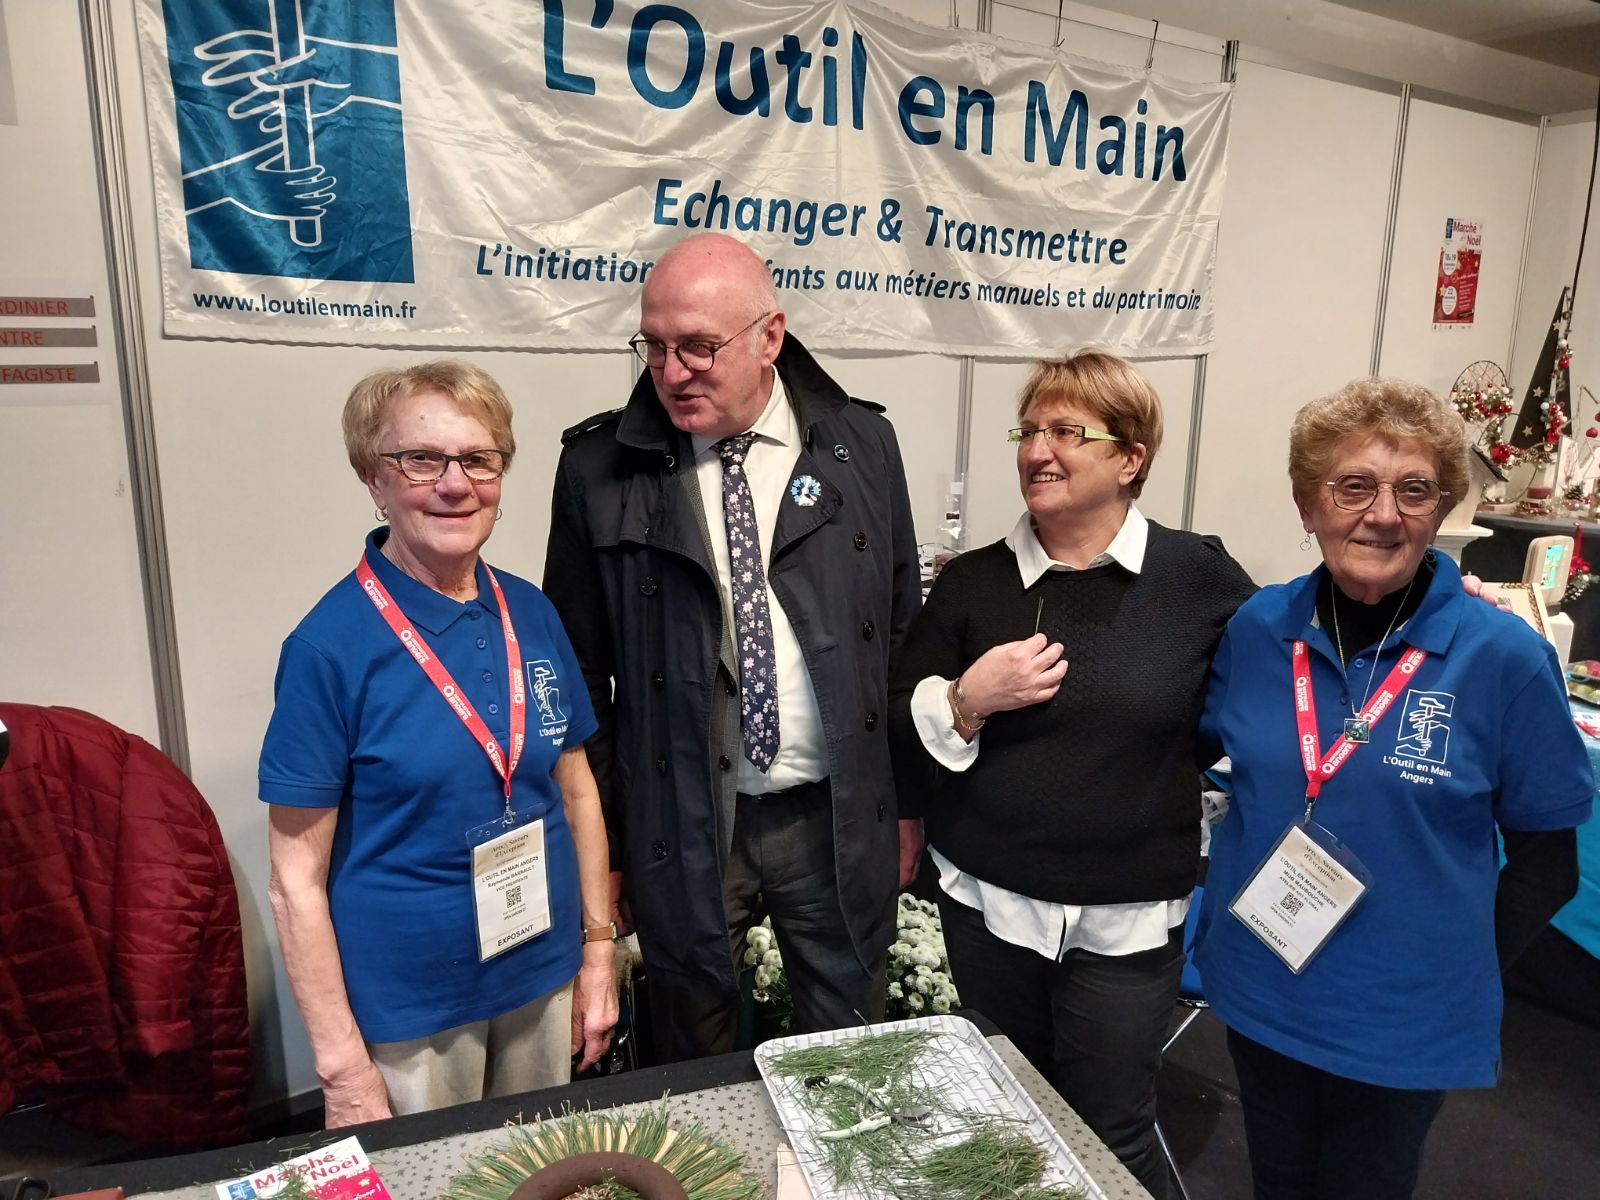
[367,981,573,1115]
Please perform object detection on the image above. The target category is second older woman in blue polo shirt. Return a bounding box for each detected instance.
[260,361,617,1126]
[1197,378,1591,1200]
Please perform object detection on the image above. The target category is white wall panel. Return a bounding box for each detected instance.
[0,3,158,741]
[1377,99,1539,395]
[1194,61,1400,586]
[1510,118,1598,427]
[815,352,962,542]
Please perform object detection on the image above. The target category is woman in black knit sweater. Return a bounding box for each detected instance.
[889,351,1255,1200]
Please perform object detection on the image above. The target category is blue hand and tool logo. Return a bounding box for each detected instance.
[161,0,414,282]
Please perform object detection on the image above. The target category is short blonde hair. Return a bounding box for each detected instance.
[1015,350,1164,497]
[342,360,516,479]
[1288,379,1468,516]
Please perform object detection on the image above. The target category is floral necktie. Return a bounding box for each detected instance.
[718,432,779,773]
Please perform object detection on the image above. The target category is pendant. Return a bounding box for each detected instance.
[1343,717,1371,744]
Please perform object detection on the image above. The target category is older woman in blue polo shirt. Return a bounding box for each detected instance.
[261,361,616,1127]
[1197,378,1592,1199]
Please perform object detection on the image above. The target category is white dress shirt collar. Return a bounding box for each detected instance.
[1004,505,1148,587]
[690,370,795,461]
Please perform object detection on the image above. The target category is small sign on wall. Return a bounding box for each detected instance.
[1433,217,1482,330]
[0,283,107,404]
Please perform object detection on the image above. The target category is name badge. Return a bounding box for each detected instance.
[1229,819,1371,974]
[469,816,552,962]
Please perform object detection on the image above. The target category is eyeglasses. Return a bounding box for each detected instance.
[628,312,772,372]
[1007,424,1121,447]
[380,449,510,482]
[1324,473,1447,516]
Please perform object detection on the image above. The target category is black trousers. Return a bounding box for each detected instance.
[937,889,1185,1200]
[1227,1027,1446,1200]
[647,779,885,1062]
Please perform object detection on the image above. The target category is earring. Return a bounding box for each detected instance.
[1300,531,1312,551]
[495,508,503,521]
[375,507,388,522]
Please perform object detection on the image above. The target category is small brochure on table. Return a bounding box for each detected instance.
[215,1136,391,1200]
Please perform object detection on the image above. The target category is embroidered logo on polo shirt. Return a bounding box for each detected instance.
[526,659,569,738]
[1397,690,1453,762]
[1382,689,1456,784]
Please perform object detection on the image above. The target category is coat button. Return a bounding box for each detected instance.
[640,578,658,597]
[834,444,850,462]
[719,755,731,770]
[861,621,875,640]
[876,801,886,820]
[652,671,665,688]
[725,679,738,698]
[656,757,669,775]
[864,712,878,731]
[853,531,868,551]
[651,840,669,860]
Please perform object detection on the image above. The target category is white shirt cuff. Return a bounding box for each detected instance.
[911,675,979,771]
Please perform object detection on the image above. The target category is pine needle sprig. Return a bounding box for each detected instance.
[765,1029,939,1089]
[918,1128,1053,1198]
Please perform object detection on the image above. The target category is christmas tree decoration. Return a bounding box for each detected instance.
[1508,288,1575,469]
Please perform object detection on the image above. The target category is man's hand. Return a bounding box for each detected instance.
[320,1055,391,1128]
[570,955,619,1074]
[609,869,635,936]
[897,819,925,889]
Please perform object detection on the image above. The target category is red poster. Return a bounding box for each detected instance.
[1434,217,1482,327]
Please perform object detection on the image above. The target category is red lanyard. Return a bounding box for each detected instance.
[1292,640,1427,801]
[355,554,526,808]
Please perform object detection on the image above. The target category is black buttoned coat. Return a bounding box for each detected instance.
[543,333,922,1006]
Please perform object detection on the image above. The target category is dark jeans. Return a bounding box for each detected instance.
[1227,1027,1446,1200]
[648,779,885,1062]
[937,889,1185,1200]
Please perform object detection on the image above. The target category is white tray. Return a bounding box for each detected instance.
[754,1015,1110,1200]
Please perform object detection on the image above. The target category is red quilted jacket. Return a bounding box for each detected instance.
[0,703,250,1149]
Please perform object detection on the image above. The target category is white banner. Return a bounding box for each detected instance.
[137,0,1231,357]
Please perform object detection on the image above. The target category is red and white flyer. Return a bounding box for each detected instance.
[215,1137,392,1200]
[1433,217,1482,328]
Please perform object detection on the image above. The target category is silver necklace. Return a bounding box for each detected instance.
[1330,576,1415,744]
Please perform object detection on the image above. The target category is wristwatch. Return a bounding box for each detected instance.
[581,921,620,944]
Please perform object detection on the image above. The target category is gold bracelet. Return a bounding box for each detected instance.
[948,678,986,732]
